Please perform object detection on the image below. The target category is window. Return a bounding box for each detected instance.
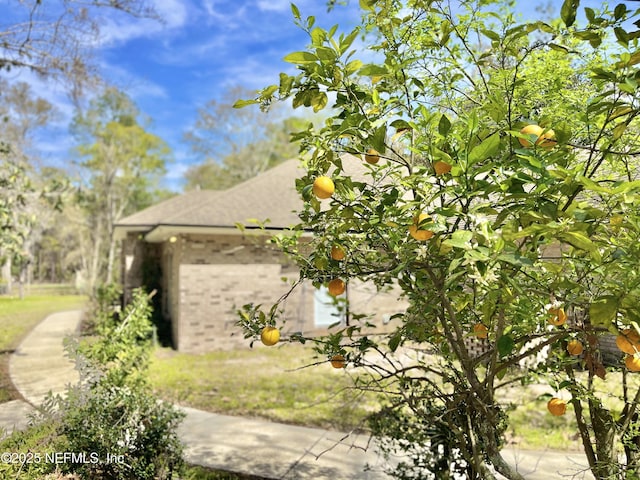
[314,286,345,327]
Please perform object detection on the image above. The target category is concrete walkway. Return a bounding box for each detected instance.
[3,310,595,479]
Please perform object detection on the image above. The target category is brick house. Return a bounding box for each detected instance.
[114,158,405,353]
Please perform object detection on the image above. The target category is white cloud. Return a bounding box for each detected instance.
[255,0,291,12]
[153,0,189,29]
[201,0,248,25]
[95,0,190,47]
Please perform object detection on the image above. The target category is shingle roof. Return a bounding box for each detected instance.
[115,155,376,238]
[116,190,222,227]
[116,158,305,232]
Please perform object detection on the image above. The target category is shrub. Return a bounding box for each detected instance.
[48,287,184,480]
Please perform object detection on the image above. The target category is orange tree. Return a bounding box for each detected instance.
[236,1,640,478]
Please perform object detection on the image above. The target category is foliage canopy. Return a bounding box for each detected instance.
[238,0,640,478]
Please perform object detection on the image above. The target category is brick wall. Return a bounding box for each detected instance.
[123,232,410,353]
[168,233,310,353]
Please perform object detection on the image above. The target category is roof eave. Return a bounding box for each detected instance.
[143,224,311,243]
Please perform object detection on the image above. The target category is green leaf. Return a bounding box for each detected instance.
[438,114,452,137]
[615,27,629,45]
[359,0,376,11]
[388,331,402,352]
[358,64,388,76]
[346,59,363,75]
[561,0,579,28]
[615,3,627,21]
[339,29,359,55]
[468,133,500,164]
[584,7,595,23]
[370,124,386,151]
[549,43,571,53]
[481,29,501,42]
[590,296,619,329]
[233,99,259,108]
[310,91,328,112]
[283,51,318,64]
[291,3,301,20]
[559,231,595,251]
[443,230,472,249]
[576,175,611,193]
[497,252,533,266]
[497,335,515,358]
[279,73,294,96]
[613,122,627,141]
[310,27,326,46]
[315,46,336,61]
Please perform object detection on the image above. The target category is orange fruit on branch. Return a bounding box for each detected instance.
[330,354,346,369]
[327,278,346,296]
[567,339,584,356]
[330,245,346,261]
[312,176,335,199]
[409,213,434,241]
[473,323,488,339]
[616,329,640,355]
[626,354,640,372]
[548,306,567,326]
[260,326,280,346]
[547,398,567,416]
[518,124,556,149]
[433,160,452,175]
[364,148,380,164]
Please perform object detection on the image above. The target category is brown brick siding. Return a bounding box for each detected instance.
[121,232,416,353]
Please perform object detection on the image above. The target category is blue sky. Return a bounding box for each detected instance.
[3,0,606,191]
[3,0,363,191]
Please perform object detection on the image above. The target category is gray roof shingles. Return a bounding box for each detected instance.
[116,158,304,231]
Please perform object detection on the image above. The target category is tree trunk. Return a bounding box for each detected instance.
[1,256,11,294]
[590,398,618,479]
[88,232,103,292]
[106,229,116,284]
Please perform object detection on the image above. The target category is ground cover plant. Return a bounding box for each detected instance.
[236,1,640,478]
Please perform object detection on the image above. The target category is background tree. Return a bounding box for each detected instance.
[0,0,159,291]
[0,79,59,296]
[183,86,305,190]
[238,1,640,478]
[73,87,169,289]
[0,0,155,91]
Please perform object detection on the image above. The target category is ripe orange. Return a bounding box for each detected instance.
[327,278,346,296]
[519,124,556,149]
[433,160,452,175]
[626,355,640,372]
[409,213,434,241]
[548,307,567,326]
[330,245,346,261]
[616,329,640,355]
[364,148,380,164]
[567,339,584,356]
[473,323,488,339]
[547,398,567,416]
[312,176,335,199]
[260,326,280,346]
[330,354,346,369]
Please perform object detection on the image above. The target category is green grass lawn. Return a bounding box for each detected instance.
[148,344,379,432]
[0,293,87,403]
[149,343,640,453]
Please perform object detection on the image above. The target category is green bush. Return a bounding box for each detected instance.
[48,286,184,480]
[57,382,184,479]
[0,417,61,479]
